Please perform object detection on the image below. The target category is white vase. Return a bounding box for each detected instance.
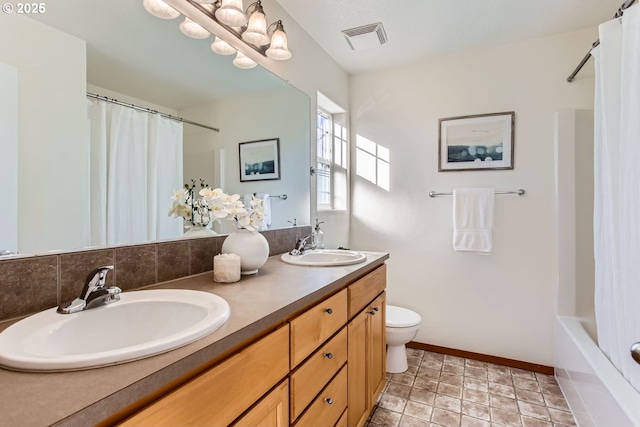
[183,225,217,237]
[221,228,269,275]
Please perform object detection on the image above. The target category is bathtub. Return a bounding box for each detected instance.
[555,316,640,427]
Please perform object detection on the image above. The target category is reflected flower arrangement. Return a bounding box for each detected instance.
[169,180,266,232]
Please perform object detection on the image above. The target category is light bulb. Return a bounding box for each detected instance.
[215,0,247,27]
[179,17,210,39]
[233,51,257,69]
[211,37,236,55]
[241,3,269,46]
[266,22,291,60]
[143,0,180,19]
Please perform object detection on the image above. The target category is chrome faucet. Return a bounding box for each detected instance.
[57,265,121,314]
[289,234,316,256]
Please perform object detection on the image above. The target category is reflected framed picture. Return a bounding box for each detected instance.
[438,111,514,172]
[239,138,281,182]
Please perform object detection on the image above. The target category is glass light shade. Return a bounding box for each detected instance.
[193,0,216,3]
[143,0,180,19]
[241,7,270,46]
[215,0,247,27]
[265,24,291,60]
[179,17,210,39]
[211,37,236,55]
[233,51,257,69]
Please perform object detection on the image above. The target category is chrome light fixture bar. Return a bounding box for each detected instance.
[146,0,292,68]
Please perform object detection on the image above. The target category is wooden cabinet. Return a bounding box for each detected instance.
[120,325,289,427]
[233,380,289,427]
[347,291,386,427]
[120,264,386,427]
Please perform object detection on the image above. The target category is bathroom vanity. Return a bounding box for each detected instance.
[0,251,388,427]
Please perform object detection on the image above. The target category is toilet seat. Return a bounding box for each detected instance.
[386,305,421,328]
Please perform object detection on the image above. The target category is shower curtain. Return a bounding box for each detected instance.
[593,4,640,392]
[88,99,184,246]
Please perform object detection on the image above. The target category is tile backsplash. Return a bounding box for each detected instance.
[0,226,310,322]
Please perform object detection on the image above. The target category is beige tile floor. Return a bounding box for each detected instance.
[366,348,576,427]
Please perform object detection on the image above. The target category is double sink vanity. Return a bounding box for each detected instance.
[0,249,388,427]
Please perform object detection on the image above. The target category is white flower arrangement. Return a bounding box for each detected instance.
[169,180,267,232]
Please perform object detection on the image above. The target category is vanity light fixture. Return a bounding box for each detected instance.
[211,36,236,55]
[232,51,257,69]
[179,17,210,39]
[143,0,180,19]
[143,0,292,70]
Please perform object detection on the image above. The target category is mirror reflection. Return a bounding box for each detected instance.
[0,0,311,256]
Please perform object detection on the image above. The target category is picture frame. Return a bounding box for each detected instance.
[438,111,515,172]
[239,138,281,182]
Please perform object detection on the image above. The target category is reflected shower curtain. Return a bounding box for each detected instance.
[593,4,640,392]
[88,100,183,246]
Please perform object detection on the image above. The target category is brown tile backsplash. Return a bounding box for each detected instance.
[115,245,157,291]
[0,226,307,322]
[157,240,190,283]
[0,256,58,320]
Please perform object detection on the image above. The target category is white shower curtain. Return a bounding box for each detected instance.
[593,4,640,392]
[88,99,183,246]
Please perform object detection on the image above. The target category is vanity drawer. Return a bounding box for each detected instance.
[294,365,347,427]
[120,325,289,427]
[290,288,347,368]
[348,264,386,318]
[290,328,347,420]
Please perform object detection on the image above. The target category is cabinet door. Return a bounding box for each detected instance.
[368,292,386,405]
[233,380,289,427]
[347,309,368,427]
[120,326,289,427]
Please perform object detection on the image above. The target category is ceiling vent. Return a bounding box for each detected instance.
[342,22,387,51]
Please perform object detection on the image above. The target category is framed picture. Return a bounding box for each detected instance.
[438,111,514,172]
[239,138,281,182]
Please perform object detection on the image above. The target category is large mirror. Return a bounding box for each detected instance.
[0,0,311,256]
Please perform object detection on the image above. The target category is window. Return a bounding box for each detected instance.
[317,108,348,209]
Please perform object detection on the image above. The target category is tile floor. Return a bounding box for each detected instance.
[366,348,576,427]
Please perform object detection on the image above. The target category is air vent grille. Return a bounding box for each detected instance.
[342,22,387,51]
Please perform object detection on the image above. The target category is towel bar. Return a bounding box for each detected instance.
[428,189,526,198]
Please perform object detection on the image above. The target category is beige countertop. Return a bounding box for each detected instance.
[0,251,389,427]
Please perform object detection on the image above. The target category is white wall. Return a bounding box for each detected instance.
[349,28,597,366]
[0,14,88,254]
[180,87,310,232]
[0,62,18,254]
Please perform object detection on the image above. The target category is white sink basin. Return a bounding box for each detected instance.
[0,289,230,372]
[281,249,367,267]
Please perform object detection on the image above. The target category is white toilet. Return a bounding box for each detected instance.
[385,305,422,373]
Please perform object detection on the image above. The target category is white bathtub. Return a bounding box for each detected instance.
[555,316,640,427]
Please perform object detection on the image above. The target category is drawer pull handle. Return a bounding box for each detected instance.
[324,308,333,314]
[324,352,333,359]
[324,398,334,404]
[368,309,377,315]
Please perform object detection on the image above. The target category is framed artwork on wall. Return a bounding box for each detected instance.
[438,111,515,171]
[239,138,281,182]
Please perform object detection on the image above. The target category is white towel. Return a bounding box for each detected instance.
[257,193,271,229]
[452,188,495,253]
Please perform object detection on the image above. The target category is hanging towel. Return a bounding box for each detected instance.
[257,193,272,229]
[452,188,495,253]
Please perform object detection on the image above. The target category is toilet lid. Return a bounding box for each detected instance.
[386,305,421,328]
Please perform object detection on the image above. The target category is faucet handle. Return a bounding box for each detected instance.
[82,265,114,299]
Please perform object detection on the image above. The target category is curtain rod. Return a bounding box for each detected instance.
[567,0,637,82]
[86,92,220,132]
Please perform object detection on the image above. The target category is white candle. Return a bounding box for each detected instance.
[213,253,241,283]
